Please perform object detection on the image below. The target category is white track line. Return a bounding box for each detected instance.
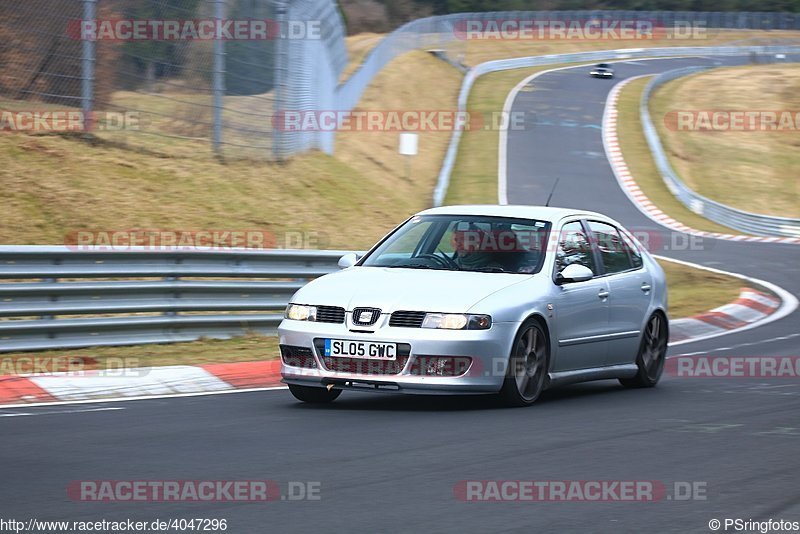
[0,407,125,417]
[0,385,288,411]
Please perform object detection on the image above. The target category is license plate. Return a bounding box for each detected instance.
[324,339,397,360]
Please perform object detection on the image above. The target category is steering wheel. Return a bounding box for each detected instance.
[417,253,458,270]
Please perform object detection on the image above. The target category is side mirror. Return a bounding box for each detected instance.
[556,263,594,284]
[337,253,359,269]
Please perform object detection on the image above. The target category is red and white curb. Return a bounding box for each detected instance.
[669,287,781,344]
[0,281,786,406]
[602,77,800,245]
[0,360,281,406]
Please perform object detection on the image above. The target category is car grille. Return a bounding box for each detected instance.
[280,345,317,368]
[389,311,427,328]
[351,307,381,327]
[314,339,411,375]
[316,305,346,324]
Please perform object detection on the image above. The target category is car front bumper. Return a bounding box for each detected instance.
[278,319,519,395]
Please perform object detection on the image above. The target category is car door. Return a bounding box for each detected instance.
[585,221,652,367]
[551,220,610,372]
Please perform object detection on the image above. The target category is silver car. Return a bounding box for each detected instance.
[590,63,614,78]
[278,205,668,406]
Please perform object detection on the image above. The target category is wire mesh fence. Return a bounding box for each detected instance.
[0,0,346,161]
[2,4,799,161]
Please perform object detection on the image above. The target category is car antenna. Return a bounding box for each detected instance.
[545,177,560,207]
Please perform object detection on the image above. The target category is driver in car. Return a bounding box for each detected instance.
[450,226,506,272]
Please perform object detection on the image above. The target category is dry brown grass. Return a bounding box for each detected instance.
[341,32,386,82]
[0,51,462,248]
[659,259,745,318]
[650,63,800,218]
[615,77,742,234]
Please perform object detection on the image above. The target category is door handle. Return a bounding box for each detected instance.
[641,283,652,293]
[598,289,609,299]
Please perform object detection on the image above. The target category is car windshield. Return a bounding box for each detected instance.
[597,64,610,69]
[360,214,551,274]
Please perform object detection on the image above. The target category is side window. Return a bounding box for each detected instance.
[556,221,597,275]
[619,230,644,269]
[587,221,633,275]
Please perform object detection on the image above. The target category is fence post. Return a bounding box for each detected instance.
[212,0,227,155]
[273,0,288,161]
[81,0,96,133]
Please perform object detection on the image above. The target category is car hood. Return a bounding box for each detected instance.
[291,266,530,313]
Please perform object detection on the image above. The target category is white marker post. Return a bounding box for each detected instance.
[399,132,418,181]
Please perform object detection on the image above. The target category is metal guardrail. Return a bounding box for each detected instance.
[0,247,348,353]
[433,45,800,208]
[640,66,800,238]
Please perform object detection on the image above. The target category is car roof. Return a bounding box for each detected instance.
[417,204,609,224]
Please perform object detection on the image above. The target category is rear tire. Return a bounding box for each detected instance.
[288,384,342,403]
[619,313,667,388]
[499,319,550,407]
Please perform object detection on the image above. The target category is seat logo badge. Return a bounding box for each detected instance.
[353,307,381,326]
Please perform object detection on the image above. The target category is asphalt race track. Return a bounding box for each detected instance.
[2,56,799,533]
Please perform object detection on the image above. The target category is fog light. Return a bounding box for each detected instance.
[410,356,472,377]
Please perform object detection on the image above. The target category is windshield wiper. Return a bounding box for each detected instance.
[388,264,448,270]
[464,266,509,273]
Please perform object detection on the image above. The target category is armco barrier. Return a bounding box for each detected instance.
[640,66,800,238]
[433,45,800,209]
[0,247,348,353]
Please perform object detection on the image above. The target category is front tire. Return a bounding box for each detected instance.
[288,384,342,403]
[499,319,550,407]
[619,313,667,388]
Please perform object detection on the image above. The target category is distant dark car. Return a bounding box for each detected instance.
[590,63,614,79]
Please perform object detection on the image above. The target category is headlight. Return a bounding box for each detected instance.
[421,313,492,330]
[285,304,317,321]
